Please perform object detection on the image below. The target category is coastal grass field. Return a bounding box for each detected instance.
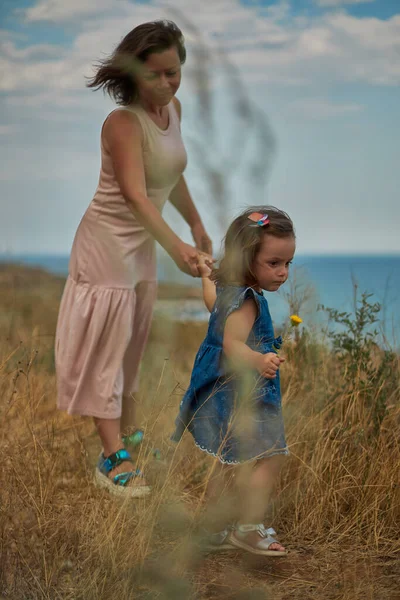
[0,263,399,599]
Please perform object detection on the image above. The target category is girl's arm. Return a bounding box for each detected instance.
[223,300,260,370]
[198,255,216,313]
[103,109,204,277]
[169,97,212,255]
[223,301,282,378]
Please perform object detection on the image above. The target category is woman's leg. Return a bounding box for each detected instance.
[234,454,286,551]
[95,282,156,486]
[121,281,158,432]
[94,417,148,486]
[94,417,124,456]
[121,396,139,435]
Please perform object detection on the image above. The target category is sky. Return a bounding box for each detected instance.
[0,0,399,255]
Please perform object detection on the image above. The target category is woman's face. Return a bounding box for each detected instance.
[137,46,182,106]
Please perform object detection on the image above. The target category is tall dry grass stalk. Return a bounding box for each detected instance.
[0,265,399,599]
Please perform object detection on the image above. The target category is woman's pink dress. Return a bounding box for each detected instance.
[55,102,187,418]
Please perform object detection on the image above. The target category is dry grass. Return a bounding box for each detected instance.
[0,265,399,600]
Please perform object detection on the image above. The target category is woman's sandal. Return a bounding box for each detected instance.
[229,524,288,556]
[123,430,162,461]
[94,448,151,498]
[122,429,144,449]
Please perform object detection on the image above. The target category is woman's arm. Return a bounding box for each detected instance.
[169,176,212,254]
[169,98,212,255]
[103,109,202,277]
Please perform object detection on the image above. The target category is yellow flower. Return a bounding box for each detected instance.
[290,314,303,326]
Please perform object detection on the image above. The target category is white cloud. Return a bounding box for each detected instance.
[0,0,396,106]
[23,0,126,23]
[316,0,375,6]
[329,12,400,49]
[0,147,98,182]
[0,40,63,60]
[0,54,81,92]
[5,91,98,109]
[258,0,291,21]
[287,98,363,119]
[0,124,22,135]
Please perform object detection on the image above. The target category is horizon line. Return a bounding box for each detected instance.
[1,251,399,258]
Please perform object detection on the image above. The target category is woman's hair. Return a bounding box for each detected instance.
[86,20,186,105]
[212,206,295,287]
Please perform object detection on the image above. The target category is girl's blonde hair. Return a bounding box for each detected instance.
[211,206,295,287]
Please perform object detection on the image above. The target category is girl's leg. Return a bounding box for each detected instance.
[94,417,148,486]
[121,281,157,432]
[234,454,286,551]
[203,460,237,532]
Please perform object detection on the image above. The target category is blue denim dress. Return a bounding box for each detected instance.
[171,286,288,464]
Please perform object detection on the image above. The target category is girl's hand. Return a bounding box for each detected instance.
[191,222,213,255]
[198,253,213,278]
[255,352,285,379]
[198,253,217,312]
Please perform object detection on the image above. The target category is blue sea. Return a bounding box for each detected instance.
[1,253,399,348]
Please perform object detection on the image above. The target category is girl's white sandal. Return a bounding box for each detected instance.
[229,524,288,556]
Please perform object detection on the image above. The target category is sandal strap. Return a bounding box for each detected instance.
[99,449,133,474]
[112,468,144,487]
[122,429,144,447]
[236,524,279,550]
[237,523,274,533]
[237,524,277,537]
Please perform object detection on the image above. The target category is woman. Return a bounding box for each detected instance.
[55,20,212,497]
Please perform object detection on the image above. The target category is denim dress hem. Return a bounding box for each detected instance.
[194,440,289,465]
[171,286,288,464]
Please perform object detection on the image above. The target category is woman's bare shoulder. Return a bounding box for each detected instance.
[102,108,143,147]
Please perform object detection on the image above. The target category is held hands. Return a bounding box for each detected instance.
[169,242,201,277]
[194,224,214,279]
[255,352,285,379]
[197,252,213,278]
[169,242,214,278]
[169,223,213,278]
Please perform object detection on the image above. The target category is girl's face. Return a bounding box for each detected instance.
[137,47,182,106]
[253,234,295,292]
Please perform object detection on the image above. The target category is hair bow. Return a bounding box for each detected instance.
[248,212,270,227]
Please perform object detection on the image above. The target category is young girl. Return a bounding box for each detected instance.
[172,206,296,556]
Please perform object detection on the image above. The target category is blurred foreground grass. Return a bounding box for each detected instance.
[0,264,399,600]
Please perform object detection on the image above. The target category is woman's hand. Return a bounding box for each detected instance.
[191,222,213,255]
[169,241,201,277]
[255,352,285,379]
[169,241,214,278]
